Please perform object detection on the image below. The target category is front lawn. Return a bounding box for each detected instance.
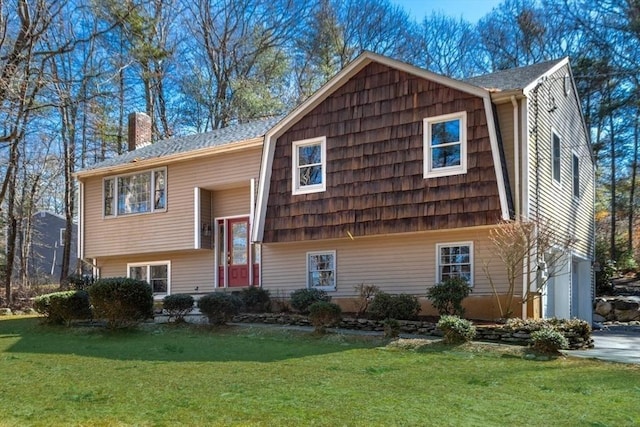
[0,316,638,426]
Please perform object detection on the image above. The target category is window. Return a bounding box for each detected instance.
[424,112,467,178]
[293,137,326,194]
[552,131,561,185]
[572,152,580,199]
[307,251,336,291]
[127,261,170,296]
[59,228,65,246]
[436,242,473,286]
[104,168,166,217]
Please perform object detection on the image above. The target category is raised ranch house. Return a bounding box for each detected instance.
[75,52,594,322]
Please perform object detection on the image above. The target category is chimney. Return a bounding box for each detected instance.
[128,112,152,151]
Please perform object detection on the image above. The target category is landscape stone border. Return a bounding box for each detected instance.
[232,313,594,350]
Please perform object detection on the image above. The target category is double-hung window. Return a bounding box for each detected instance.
[127,261,170,296]
[436,242,473,286]
[552,131,561,185]
[424,112,467,178]
[293,137,326,194]
[307,251,336,291]
[104,168,166,217]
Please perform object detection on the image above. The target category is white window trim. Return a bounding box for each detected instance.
[435,242,474,287]
[126,260,171,298]
[572,150,580,200]
[551,129,561,188]
[306,250,336,291]
[292,136,326,195]
[59,228,65,246]
[103,167,167,218]
[423,111,467,179]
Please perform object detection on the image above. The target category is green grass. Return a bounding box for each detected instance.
[1,317,639,427]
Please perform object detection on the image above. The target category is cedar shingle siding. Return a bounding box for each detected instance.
[264,63,502,243]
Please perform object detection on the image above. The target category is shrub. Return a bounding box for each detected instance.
[308,301,342,333]
[368,292,421,320]
[530,328,569,354]
[89,277,154,328]
[198,293,243,325]
[163,294,194,323]
[351,283,379,317]
[290,288,331,314]
[34,290,92,326]
[62,274,94,291]
[383,318,401,338]
[240,287,271,313]
[427,277,471,317]
[437,315,476,344]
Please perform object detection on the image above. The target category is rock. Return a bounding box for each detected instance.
[613,309,640,322]
[595,299,613,317]
[0,308,11,316]
[613,296,640,311]
[592,313,606,322]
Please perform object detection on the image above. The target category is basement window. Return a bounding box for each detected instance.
[128,261,170,296]
[424,112,467,178]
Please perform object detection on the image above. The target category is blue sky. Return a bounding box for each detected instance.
[391,0,504,23]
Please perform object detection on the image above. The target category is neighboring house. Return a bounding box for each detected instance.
[19,211,78,284]
[76,52,594,321]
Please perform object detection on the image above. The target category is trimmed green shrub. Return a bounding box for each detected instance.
[531,328,569,354]
[240,287,271,313]
[62,274,94,291]
[308,301,342,333]
[89,277,154,329]
[290,288,331,314]
[33,290,92,326]
[437,315,476,344]
[368,292,421,320]
[427,277,471,316]
[163,294,194,323]
[198,293,243,325]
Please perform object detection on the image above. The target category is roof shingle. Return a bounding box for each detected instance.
[465,58,564,91]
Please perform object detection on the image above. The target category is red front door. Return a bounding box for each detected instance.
[224,217,250,287]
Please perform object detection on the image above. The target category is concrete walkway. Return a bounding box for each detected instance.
[564,327,640,365]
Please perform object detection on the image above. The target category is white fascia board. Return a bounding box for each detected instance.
[483,96,511,221]
[523,57,569,95]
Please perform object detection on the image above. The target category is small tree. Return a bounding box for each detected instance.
[483,217,575,319]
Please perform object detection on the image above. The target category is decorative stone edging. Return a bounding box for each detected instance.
[231,313,594,350]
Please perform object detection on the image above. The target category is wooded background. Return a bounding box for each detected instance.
[0,0,637,301]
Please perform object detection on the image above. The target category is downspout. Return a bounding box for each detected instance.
[78,181,84,270]
[511,96,520,220]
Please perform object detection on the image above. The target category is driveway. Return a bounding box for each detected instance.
[565,326,640,364]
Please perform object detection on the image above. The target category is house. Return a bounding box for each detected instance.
[76,52,594,321]
[18,211,78,284]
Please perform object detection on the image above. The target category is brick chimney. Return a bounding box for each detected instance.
[127,112,152,151]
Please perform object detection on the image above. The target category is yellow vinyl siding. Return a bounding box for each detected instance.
[261,227,509,297]
[96,251,216,294]
[526,65,594,258]
[83,147,261,258]
[213,186,251,218]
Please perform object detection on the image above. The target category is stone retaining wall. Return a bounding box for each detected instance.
[594,296,640,323]
[232,313,593,350]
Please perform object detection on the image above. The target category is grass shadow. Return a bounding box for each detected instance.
[1,316,381,363]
